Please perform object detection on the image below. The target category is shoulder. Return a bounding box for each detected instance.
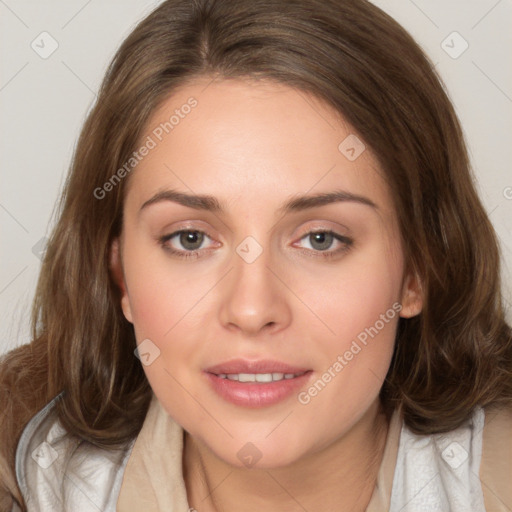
[15,392,136,512]
[480,404,512,511]
[390,406,508,512]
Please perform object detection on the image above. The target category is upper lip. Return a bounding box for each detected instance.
[205,359,311,375]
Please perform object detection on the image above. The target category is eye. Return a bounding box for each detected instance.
[294,230,353,259]
[158,229,214,259]
[158,228,353,261]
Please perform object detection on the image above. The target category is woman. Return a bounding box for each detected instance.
[1,0,511,510]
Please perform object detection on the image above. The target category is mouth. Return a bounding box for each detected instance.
[204,359,313,407]
[213,371,308,382]
[205,358,310,376]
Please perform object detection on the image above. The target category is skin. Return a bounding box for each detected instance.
[111,76,423,511]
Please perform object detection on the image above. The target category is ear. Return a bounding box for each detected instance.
[399,270,423,318]
[109,237,133,323]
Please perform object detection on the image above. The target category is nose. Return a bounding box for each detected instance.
[218,243,292,336]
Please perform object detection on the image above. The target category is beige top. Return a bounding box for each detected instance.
[117,393,512,511]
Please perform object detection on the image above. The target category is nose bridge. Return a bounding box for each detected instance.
[218,234,291,334]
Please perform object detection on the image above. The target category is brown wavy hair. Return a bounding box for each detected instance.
[2,0,511,508]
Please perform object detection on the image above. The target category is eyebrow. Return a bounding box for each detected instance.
[139,188,378,216]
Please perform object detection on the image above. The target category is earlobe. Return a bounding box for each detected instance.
[109,238,133,323]
[399,271,423,318]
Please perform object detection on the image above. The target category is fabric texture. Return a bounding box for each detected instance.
[14,390,512,511]
[480,405,512,511]
[389,408,486,512]
[15,392,134,512]
[116,393,405,510]
[116,393,189,511]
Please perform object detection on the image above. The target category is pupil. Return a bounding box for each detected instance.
[181,231,203,250]
[311,232,332,251]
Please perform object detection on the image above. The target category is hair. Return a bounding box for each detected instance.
[2,0,511,508]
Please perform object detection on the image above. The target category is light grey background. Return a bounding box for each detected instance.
[1,0,511,355]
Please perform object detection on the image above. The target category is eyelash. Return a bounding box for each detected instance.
[158,229,353,260]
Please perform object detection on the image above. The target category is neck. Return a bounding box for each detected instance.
[183,400,389,512]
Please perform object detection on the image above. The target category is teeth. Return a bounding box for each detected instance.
[238,373,255,382]
[218,372,305,382]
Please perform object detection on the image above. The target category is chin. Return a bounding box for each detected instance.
[204,433,309,470]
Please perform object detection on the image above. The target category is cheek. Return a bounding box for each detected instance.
[123,242,201,338]
[122,245,203,408]
[298,242,403,352]
[122,242,214,380]
[291,239,402,418]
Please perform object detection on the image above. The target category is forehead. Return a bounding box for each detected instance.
[124,77,395,221]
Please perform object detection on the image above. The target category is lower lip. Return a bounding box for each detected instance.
[204,371,313,408]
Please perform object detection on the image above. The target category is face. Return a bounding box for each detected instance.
[112,77,422,468]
